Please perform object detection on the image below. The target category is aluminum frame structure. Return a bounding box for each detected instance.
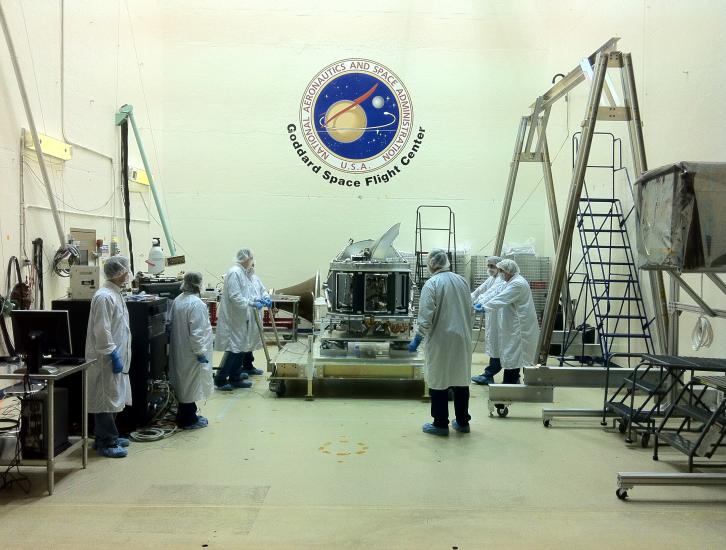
[492,38,669,361]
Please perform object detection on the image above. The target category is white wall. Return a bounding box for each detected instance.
[1,0,725,354]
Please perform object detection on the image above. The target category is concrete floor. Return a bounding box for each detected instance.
[1,350,725,549]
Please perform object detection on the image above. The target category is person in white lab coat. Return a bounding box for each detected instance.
[477,259,540,384]
[241,262,272,376]
[471,255,504,385]
[409,249,473,436]
[213,248,267,390]
[168,271,214,429]
[85,256,132,458]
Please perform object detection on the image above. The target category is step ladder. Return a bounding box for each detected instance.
[576,194,655,362]
[559,133,655,366]
[414,206,457,291]
[655,374,726,472]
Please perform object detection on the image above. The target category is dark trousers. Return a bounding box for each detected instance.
[240,351,255,370]
[215,352,245,385]
[502,368,521,384]
[177,402,198,427]
[484,357,502,377]
[485,358,521,384]
[94,412,119,448]
[430,386,470,429]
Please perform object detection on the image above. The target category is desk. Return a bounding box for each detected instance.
[0,360,96,495]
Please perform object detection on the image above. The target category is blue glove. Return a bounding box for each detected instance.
[109,348,123,374]
[408,333,423,353]
[196,354,209,364]
[253,299,264,310]
[263,297,273,307]
[473,303,483,312]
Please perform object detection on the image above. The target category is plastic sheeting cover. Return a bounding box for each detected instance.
[636,162,726,272]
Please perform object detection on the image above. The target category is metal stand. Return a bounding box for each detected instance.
[0,360,94,496]
[616,472,726,500]
[489,39,677,421]
[492,38,669,363]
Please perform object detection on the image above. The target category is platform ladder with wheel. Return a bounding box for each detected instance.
[413,206,457,297]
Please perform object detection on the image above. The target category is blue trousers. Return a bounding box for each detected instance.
[94,412,119,448]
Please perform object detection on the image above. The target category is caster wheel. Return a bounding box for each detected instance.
[496,406,509,418]
[272,381,286,397]
[543,419,551,428]
[618,419,628,434]
[641,433,650,448]
[616,488,628,500]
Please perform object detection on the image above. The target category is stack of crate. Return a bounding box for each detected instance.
[470,255,489,291]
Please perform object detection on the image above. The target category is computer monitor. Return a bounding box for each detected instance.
[10,310,73,373]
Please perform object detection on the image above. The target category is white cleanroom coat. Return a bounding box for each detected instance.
[214,265,261,353]
[85,281,132,413]
[251,274,271,301]
[481,274,540,369]
[416,270,473,390]
[472,274,505,357]
[169,292,214,403]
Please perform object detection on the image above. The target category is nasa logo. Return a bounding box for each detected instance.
[298,59,413,174]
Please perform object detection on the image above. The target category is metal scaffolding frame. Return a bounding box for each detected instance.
[492,38,670,361]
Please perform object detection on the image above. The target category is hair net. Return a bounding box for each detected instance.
[236,248,253,264]
[496,259,520,275]
[427,249,451,272]
[181,271,203,293]
[103,256,131,280]
[486,255,502,267]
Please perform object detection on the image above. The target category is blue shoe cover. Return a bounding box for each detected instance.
[93,438,129,450]
[422,423,449,436]
[182,419,209,430]
[240,367,264,376]
[98,445,127,458]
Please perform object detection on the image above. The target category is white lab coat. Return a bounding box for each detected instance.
[472,274,505,357]
[250,274,271,302]
[214,265,261,353]
[416,270,473,390]
[168,292,214,403]
[481,274,540,369]
[85,281,132,414]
